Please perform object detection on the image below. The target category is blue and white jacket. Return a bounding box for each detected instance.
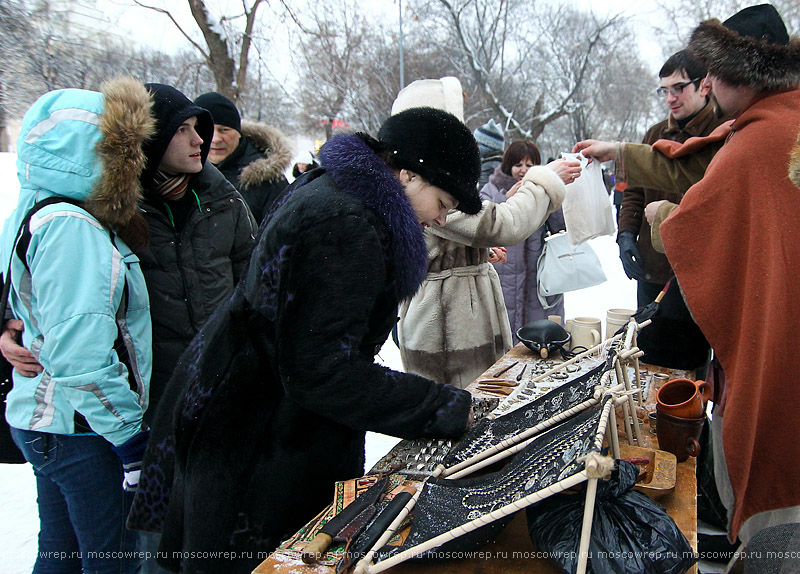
[1,80,153,446]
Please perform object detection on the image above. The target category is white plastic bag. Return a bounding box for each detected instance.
[560,152,616,245]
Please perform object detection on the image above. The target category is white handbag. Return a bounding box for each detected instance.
[537,230,607,309]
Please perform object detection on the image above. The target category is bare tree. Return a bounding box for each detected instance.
[132,0,264,102]
[408,0,654,146]
[292,0,381,139]
[0,0,30,149]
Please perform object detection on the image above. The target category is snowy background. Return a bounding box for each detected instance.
[0,151,636,573]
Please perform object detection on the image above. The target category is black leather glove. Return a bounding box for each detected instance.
[617,231,646,281]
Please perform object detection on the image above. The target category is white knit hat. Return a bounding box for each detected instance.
[390,77,465,122]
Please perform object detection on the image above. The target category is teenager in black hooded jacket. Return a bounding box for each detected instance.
[136,84,257,423]
[129,107,482,574]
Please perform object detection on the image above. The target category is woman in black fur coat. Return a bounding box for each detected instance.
[129,107,484,574]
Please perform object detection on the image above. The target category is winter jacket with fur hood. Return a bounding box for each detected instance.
[398,165,566,389]
[480,166,565,341]
[1,79,153,446]
[129,133,472,574]
[215,121,291,223]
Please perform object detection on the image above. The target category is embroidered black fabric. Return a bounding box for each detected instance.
[443,360,611,468]
[374,401,609,562]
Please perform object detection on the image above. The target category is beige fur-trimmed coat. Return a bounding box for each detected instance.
[398,166,565,388]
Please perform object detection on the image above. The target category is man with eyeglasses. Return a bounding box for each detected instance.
[616,50,725,309]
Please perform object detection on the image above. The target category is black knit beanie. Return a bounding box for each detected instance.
[723,4,789,45]
[378,107,482,215]
[141,83,213,188]
[194,92,242,132]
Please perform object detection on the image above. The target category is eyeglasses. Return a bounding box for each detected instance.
[655,78,703,98]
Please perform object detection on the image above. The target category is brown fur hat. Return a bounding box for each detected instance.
[688,5,800,92]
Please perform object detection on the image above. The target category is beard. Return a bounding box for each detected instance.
[709,92,726,119]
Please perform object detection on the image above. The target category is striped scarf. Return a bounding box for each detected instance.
[153,171,191,200]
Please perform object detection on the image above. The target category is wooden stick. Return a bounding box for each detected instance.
[475,378,517,385]
[608,406,620,459]
[492,361,518,378]
[366,400,616,574]
[632,328,643,404]
[515,364,528,381]
[621,360,644,446]
[614,364,636,445]
[365,472,591,574]
[576,478,599,574]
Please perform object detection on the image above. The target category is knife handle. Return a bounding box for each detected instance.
[301,532,333,564]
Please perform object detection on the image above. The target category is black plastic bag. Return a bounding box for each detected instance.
[526,461,697,574]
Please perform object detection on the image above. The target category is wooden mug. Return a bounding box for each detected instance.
[656,378,711,419]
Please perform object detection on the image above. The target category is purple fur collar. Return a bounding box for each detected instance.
[319,134,427,300]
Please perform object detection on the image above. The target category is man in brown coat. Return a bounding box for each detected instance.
[617,50,724,307]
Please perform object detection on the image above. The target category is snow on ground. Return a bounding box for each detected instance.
[0,152,635,573]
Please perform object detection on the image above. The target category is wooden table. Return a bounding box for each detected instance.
[255,344,698,574]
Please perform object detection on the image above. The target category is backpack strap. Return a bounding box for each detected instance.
[15,197,84,275]
[1,198,84,321]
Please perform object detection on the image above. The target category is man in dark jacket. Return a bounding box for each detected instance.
[138,84,257,424]
[617,50,725,306]
[133,84,257,574]
[194,91,292,223]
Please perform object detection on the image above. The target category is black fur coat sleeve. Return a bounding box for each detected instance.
[273,209,471,440]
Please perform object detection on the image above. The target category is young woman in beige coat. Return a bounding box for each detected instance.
[394,77,579,388]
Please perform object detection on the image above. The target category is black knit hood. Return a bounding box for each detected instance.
[141,83,213,189]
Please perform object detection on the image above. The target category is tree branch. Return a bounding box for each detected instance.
[132,0,209,60]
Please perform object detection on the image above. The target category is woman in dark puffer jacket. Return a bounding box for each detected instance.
[479,140,566,341]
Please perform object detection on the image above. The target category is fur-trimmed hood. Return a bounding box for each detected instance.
[12,77,154,248]
[237,121,293,189]
[689,18,800,92]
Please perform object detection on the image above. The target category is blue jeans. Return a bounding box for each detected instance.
[11,428,139,574]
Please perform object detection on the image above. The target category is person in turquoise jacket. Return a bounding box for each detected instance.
[0,77,153,574]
